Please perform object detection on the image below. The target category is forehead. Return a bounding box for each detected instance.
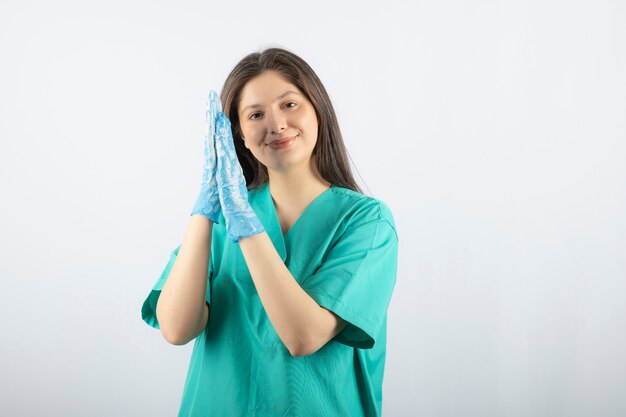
[239,71,302,106]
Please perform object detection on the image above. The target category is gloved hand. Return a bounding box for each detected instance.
[214,111,265,242]
[190,91,222,223]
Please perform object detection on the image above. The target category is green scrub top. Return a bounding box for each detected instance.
[142,182,398,417]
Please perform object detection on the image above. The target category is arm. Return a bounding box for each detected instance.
[239,232,347,357]
[155,92,222,345]
[213,112,346,356]
[156,215,212,345]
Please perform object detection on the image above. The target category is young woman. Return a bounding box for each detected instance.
[142,48,398,417]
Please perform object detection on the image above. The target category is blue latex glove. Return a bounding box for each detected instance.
[214,111,265,242]
[190,91,221,223]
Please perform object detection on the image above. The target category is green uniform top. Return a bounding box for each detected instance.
[142,182,398,417]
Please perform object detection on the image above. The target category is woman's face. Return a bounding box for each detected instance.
[237,70,319,174]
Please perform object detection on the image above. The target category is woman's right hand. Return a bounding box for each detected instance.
[190,90,222,223]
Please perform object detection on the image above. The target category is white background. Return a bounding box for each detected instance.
[1,1,625,416]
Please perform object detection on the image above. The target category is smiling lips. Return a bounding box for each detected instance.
[268,135,297,149]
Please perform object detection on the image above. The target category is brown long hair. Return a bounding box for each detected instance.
[219,47,362,193]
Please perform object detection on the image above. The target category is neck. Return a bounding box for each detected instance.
[267,161,330,210]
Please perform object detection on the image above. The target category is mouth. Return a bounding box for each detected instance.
[268,135,297,149]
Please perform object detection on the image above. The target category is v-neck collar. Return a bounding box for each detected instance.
[280,185,335,240]
[251,182,334,259]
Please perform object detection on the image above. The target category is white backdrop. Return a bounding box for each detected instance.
[1,1,625,416]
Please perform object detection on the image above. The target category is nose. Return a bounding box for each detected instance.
[266,109,287,134]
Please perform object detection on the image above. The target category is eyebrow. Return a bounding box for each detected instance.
[240,90,301,114]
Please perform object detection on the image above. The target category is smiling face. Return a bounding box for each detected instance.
[237,70,319,174]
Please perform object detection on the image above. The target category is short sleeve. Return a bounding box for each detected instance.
[141,244,213,329]
[301,217,398,349]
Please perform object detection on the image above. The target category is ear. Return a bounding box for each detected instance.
[241,136,250,150]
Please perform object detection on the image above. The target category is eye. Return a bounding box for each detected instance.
[283,101,297,109]
[249,112,262,120]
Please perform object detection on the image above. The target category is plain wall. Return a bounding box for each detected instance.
[1,0,624,416]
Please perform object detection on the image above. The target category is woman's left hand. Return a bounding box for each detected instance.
[214,111,265,242]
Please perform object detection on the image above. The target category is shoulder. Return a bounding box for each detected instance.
[328,186,397,235]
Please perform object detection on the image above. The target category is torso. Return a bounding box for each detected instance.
[170,182,397,416]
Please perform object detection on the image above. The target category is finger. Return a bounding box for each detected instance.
[215,113,240,181]
[215,113,234,154]
[215,115,232,172]
[214,114,229,179]
[206,90,222,138]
